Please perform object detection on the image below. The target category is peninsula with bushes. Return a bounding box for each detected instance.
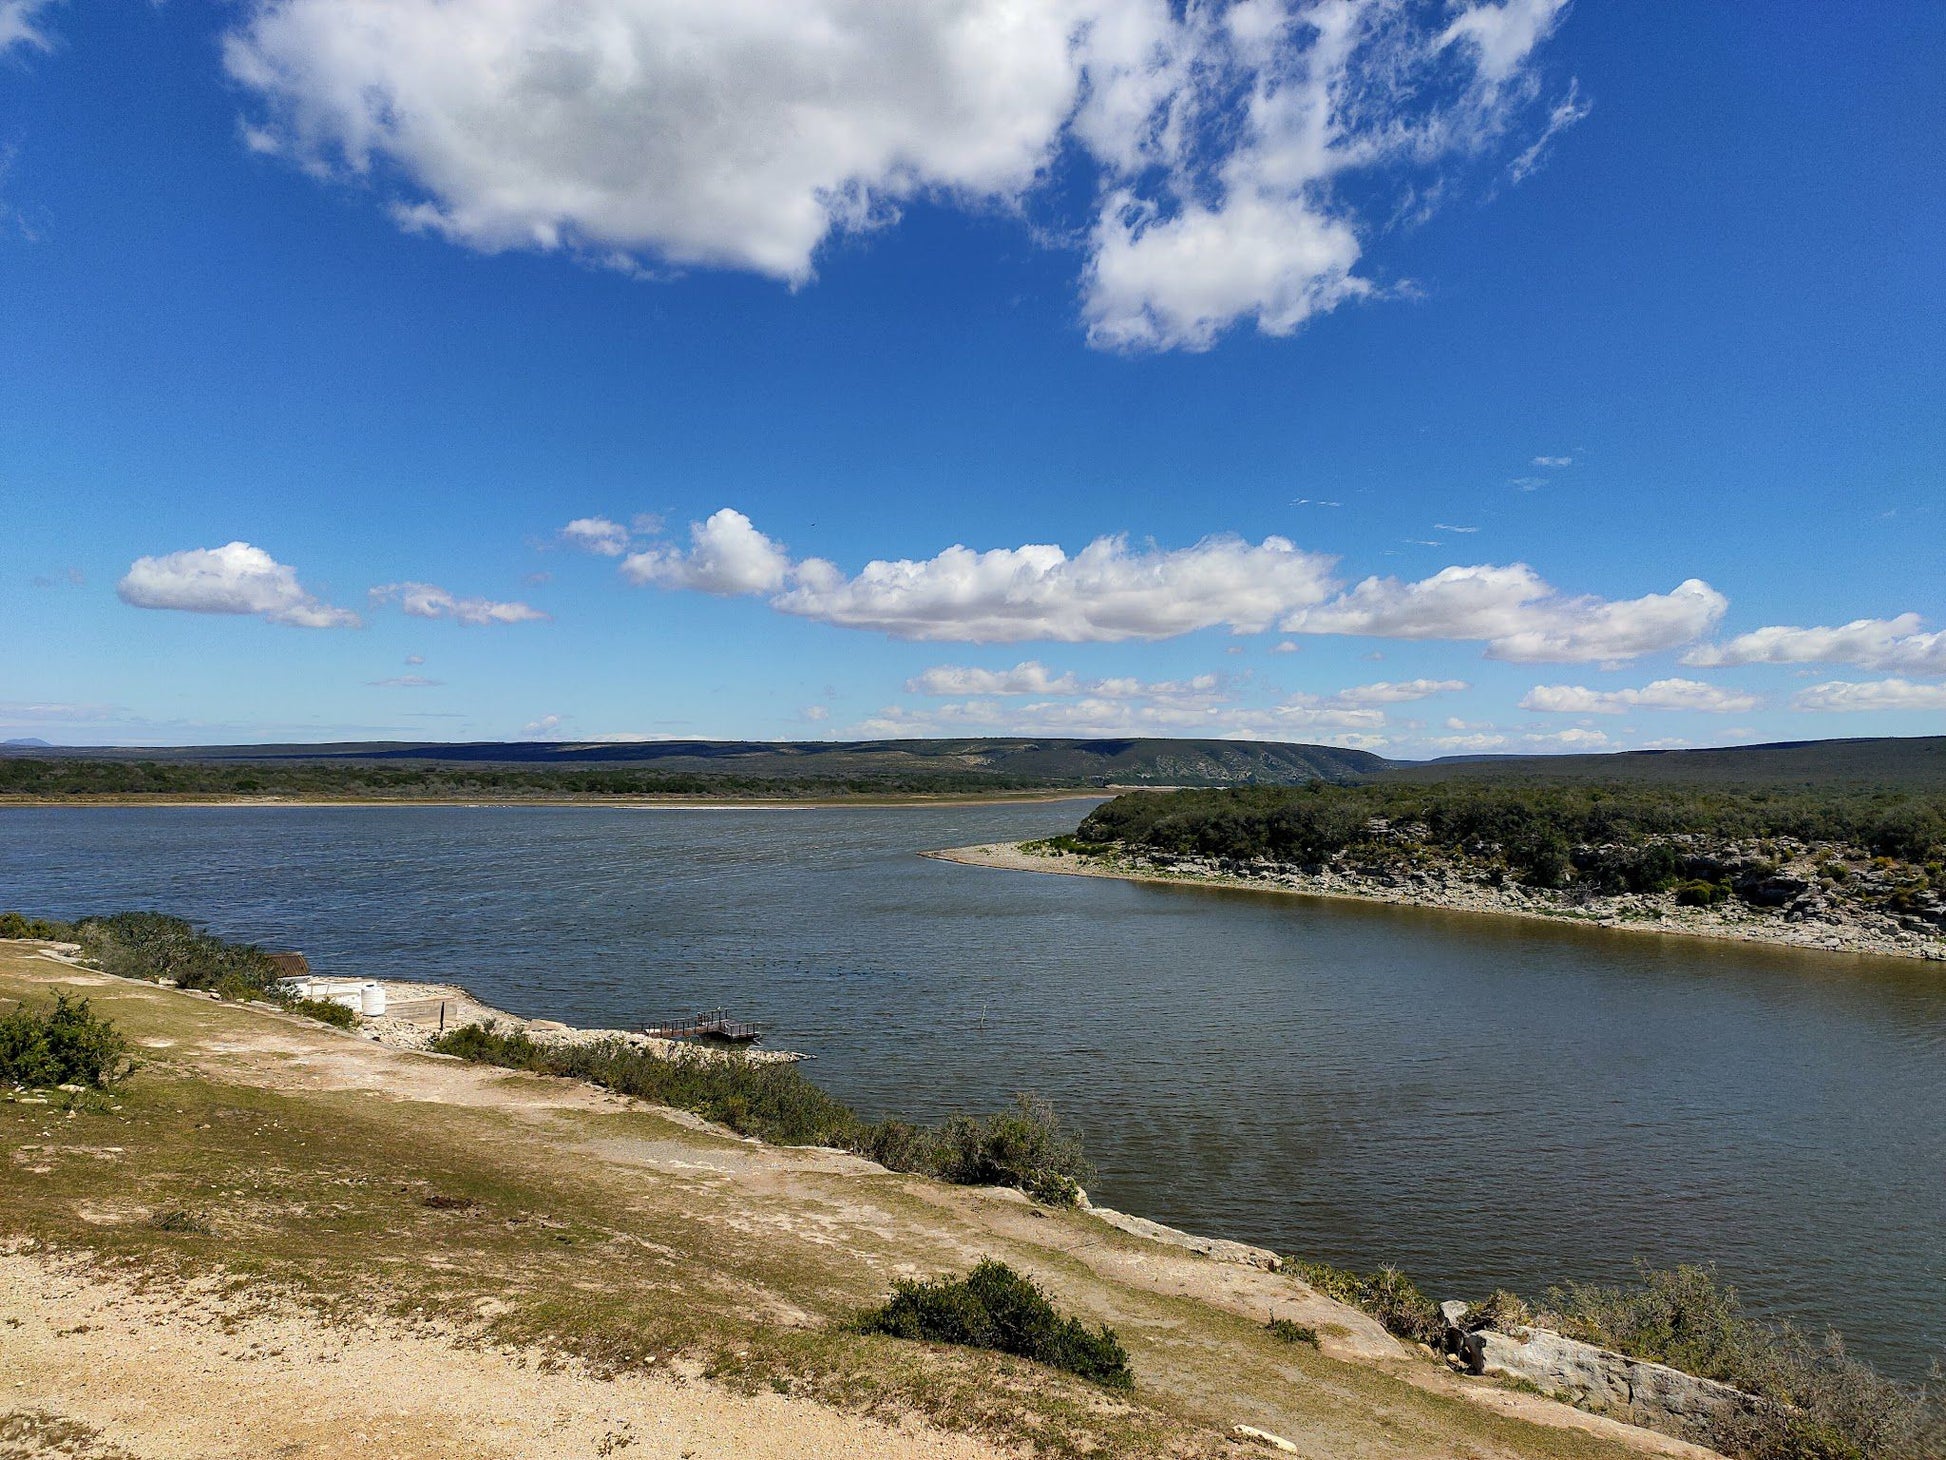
[934,763,1946,961]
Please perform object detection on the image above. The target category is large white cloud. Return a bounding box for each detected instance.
[1519,678,1760,715]
[224,0,1576,351]
[118,542,360,628]
[776,532,1338,642]
[372,582,549,625]
[1684,614,1946,677]
[1790,679,1946,714]
[616,511,1729,658]
[1283,564,1728,663]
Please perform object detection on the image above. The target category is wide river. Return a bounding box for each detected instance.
[4,802,1941,1374]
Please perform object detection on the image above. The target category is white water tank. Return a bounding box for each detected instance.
[360,982,386,1017]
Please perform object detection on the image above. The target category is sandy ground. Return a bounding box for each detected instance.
[0,1246,1016,1460]
[928,843,1945,963]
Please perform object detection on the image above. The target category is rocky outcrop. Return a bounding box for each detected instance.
[1087,1205,1284,1271]
[1441,1304,1769,1448]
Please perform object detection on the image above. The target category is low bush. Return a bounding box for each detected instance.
[431,1024,1091,1203]
[1289,1260,1444,1346]
[1265,1317,1318,1346]
[856,1258,1133,1389]
[75,912,285,1000]
[1540,1265,1944,1460]
[1675,879,1730,907]
[928,1094,1091,1203]
[288,996,360,1029]
[0,911,76,941]
[0,993,133,1088]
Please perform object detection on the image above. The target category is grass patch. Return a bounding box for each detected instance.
[855,1259,1133,1390]
[0,993,133,1089]
[431,1023,1092,1205]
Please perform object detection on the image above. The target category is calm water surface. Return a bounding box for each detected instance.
[4,803,1941,1374]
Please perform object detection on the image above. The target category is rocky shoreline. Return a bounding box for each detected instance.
[928,842,1946,962]
[298,977,808,1062]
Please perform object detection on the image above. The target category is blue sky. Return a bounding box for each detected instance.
[1,0,1941,754]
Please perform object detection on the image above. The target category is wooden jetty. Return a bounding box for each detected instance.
[643,1009,764,1044]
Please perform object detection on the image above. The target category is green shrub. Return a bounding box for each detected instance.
[856,1258,1132,1389]
[288,996,360,1029]
[1289,1260,1444,1346]
[75,912,284,1000]
[929,1094,1092,1203]
[0,911,75,941]
[0,993,133,1088]
[1676,879,1730,907]
[1265,1317,1318,1346]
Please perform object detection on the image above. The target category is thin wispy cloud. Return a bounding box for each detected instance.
[1520,678,1760,715]
[371,583,549,626]
[1508,79,1590,182]
[0,0,57,54]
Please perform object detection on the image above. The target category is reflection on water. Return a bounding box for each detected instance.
[3,802,1942,1374]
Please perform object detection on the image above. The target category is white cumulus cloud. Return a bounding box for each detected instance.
[1684,614,1946,677]
[621,509,792,596]
[1284,564,1726,663]
[373,583,549,625]
[224,0,1576,352]
[1519,678,1760,715]
[775,532,1336,643]
[118,542,360,628]
[1790,679,1946,714]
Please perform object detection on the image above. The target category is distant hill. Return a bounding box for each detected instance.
[0,737,1387,795]
[7,735,1942,798]
[1382,735,1946,791]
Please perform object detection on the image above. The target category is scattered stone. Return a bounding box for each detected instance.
[1230,1423,1298,1451]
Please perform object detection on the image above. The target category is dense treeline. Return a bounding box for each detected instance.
[0,757,1047,800]
[1077,781,1946,888]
